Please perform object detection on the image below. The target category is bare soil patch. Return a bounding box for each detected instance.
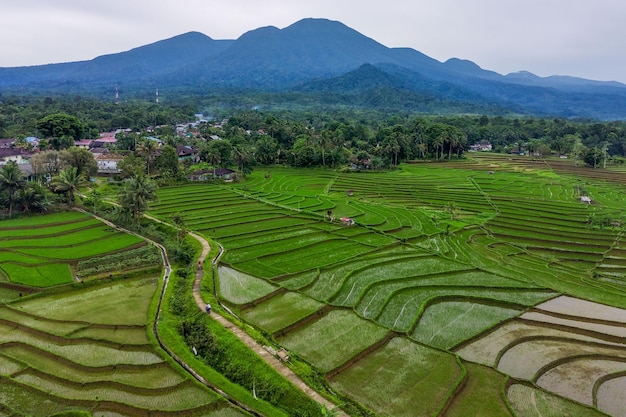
[597,376,626,417]
[534,296,626,322]
[536,358,626,406]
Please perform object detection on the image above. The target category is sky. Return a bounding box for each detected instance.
[3,0,626,83]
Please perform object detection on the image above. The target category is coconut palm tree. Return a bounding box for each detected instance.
[118,175,157,228]
[16,183,49,213]
[0,161,26,217]
[49,166,84,206]
[138,138,159,175]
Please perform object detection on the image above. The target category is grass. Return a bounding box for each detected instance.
[217,265,278,305]
[374,288,550,332]
[2,263,72,287]
[443,363,511,417]
[16,276,158,325]
[4,346,185,388]
[0,273,234,415]
[277,309,389,372]
[240,291,324,334]
[13,373,210,411]
[411,301,523,350]
[329,337,463,417]
[0,217,101,238]
[0,211,147,287]
[0,211,88,228]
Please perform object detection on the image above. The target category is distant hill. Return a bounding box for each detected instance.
[2,18,626,119]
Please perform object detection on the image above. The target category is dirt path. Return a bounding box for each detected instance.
[188,231,346,415]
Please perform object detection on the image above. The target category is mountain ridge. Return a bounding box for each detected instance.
[1,18,625,119]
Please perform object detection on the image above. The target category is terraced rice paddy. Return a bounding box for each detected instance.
[0,211,152,287]
[0,275,243,416]
[148,159,626,416]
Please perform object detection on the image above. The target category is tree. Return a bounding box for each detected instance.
[569,135,587,167]
[583,147,605,168]
[291,137,316,167]
[137,138,159,175]
[36,113,84,140]
[232,142,253,177]
[317,130,335,167]
[156,145,180,176]
[49,166,84,206]
[171,213,187,245]
[83,188,103,215]
[60,147,98,177]
[200,140,233,175]
[118,175,157,227]
[16,183,49,214]
[117,153,146,178]
[0,161,26,217]
[255,136,279,165]
[31,150,62,178]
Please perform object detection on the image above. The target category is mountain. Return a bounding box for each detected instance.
[0,31,232,93]
[1,18,626,119]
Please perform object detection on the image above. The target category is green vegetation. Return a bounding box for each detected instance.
[0,212,148,287]
[0,274,237,416]
[507,383,607,417]
[149,156,626,416]
[164,245,321,417]
[277,310,389,372]
[5,131,626,416]
[329,337,463,417]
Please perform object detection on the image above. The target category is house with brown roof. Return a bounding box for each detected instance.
[176,145,199,162]
[0,148,31,165]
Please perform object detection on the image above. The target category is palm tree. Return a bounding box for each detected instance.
[138,139,158,175]
[417,141,427,159]
[203,145,221,178]
[432,134,444,160]
[0,161,26,217]
[232,143,252,177]
[317,130,334,167]
[16,183,49,213]
[118,175,157,228]
[50,166,84,206]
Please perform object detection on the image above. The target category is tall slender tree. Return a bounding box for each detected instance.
[118,175,157,227]
[138,139,159,175]
[0,161,26,217]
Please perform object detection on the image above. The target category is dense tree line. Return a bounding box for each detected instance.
[179,111,626,170]
[0,95,196,138]
[4,96,626,177]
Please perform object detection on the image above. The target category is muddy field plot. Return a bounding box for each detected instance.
[457,295,626,416]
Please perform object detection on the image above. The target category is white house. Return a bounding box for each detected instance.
[469,141,493,152]
[95,154,123,175]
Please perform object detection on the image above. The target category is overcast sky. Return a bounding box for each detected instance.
[3,0,626,82]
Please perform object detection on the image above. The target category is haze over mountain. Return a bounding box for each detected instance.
[2,18,626,119]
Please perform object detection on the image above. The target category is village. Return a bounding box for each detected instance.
[0,116,238,182]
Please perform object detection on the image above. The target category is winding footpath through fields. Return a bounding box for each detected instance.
[187,230,345,415]
[81,201,342,414]
[138,213,345,415]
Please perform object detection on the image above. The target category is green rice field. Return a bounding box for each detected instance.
[0,211,154,287]
[0,274,244,416]
[149,156,626,416]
